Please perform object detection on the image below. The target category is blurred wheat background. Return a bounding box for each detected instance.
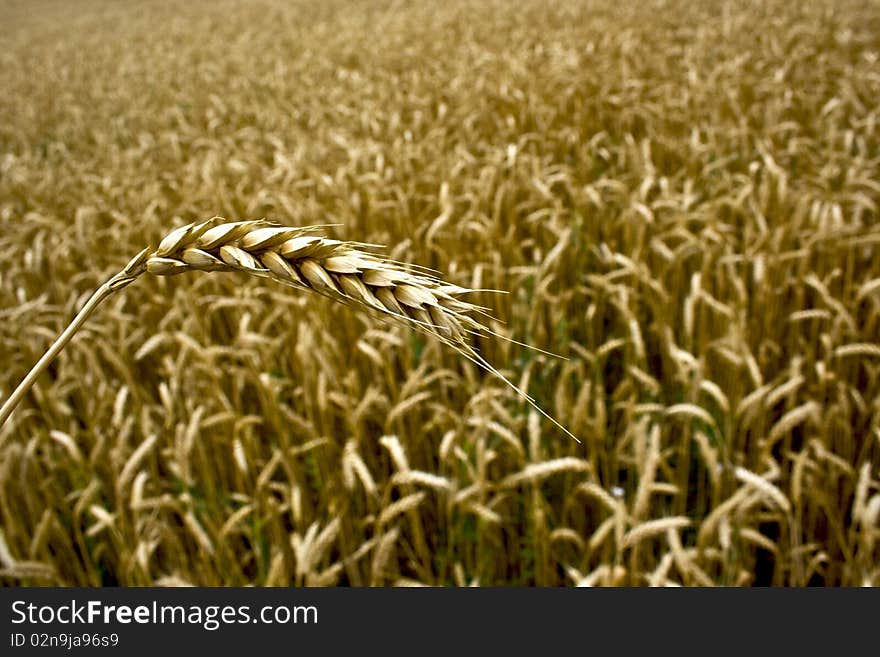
[1,0,879,586]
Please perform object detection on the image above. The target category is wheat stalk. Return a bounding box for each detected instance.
[0,217,576,440]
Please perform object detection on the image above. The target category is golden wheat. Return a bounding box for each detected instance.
[1,0,878,587]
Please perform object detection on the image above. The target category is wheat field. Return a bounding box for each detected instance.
[1,0,878,586]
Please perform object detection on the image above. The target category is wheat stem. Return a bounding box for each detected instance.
[0,269,143,428]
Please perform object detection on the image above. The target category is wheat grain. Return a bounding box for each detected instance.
[622,517,691,549]
[370,527,400,584]
[498,457,590,488]
[632,425,661,520]
[117,434,158,495]
[665,403,717,430]
[391,471,454,492]
[733,467,792,514]
[766,401,819,450]
[834,343,880,359]
[377,492,426,526]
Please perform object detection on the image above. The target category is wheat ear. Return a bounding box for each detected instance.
[0,217,577,440]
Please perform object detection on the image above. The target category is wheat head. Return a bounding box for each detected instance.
[0,217,576,440]
[142,217,490,347]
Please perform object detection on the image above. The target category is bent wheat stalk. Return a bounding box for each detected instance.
[0,217,577,440]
